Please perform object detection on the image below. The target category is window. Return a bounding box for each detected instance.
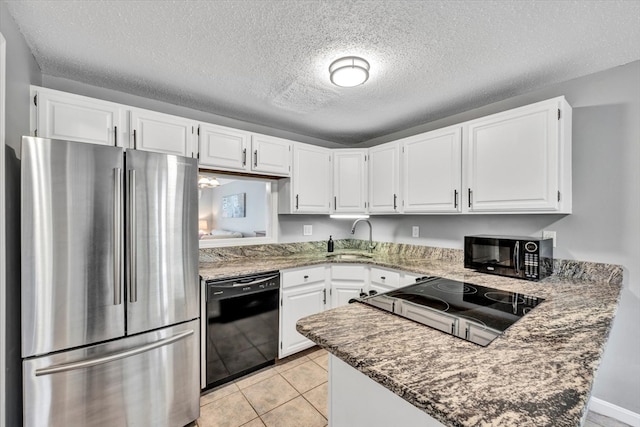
[198,171,278,248]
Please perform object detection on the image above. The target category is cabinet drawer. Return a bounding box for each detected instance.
[370,268,400,287]
[331,265,366,281]
[282,266,326,288]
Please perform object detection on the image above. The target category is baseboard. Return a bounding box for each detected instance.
[589,397,640,427]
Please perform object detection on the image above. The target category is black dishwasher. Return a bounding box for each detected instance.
[205,271,280,389]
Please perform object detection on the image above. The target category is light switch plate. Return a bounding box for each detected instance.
[412,226,420,238]
[542,230,556,247]
[303,225,313,236]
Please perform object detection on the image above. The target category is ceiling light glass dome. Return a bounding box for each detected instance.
[329,56,370,87]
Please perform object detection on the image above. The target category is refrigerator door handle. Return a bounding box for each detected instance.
[34,329,194,377]
[114,168,122,305]
[128,169,137,303]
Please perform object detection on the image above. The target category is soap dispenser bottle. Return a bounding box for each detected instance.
[327,235,334,253]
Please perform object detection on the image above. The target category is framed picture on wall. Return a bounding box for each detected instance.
[222,193,246,218]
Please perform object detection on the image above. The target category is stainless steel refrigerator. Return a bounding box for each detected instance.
[21,136,200,427]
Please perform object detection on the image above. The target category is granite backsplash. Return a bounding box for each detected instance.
[199,239,623,285]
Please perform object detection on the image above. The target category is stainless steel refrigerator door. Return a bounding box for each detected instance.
[23,319,200,427]
[126,150,199,335]
[21,137,125,358]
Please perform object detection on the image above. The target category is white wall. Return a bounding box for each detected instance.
[278,61,640,415]
[0,2,42,425]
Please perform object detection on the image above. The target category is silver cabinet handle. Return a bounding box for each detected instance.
[114,125,118,147]
[393,194,397,210]
[133,129,137,149]
[242,148,247,166]
[323,288,326,305]
[334,196,337,210]
[114,168,122,305]
[35,330,194,376]
[454,189,458,209]
[468,188,472,208]
[128,169,137,303]
[254,150,258,167]
[295,194,299,210]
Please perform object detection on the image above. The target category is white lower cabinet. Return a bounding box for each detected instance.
[279,266,327,358]
[330,355,445,427]
[370,267,421,295]
[330,264,368,308]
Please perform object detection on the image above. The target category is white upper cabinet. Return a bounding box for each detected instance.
[368,143,400,214]
[130,108,196,157]
[198,123,250,172]
[251,134,291,176]
[464,96,572,213]
[401,126,462,213]
[280,143,332,214]
[34,87,125,147]
[333,149,368,213]
[198,125,291,177]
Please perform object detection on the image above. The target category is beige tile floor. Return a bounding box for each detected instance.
[198,347,329,427]
[197,346,629,427]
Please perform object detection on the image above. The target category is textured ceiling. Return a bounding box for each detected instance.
[5,0,640,144]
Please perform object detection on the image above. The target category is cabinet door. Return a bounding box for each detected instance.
[368,143,400,213]
[402,126,462,213]
[280,281,326,358]
[330,284,363,308]
[198,123,250,172]
[292,144,332,213]
[251,134,291,176]
[36,89,124,147]
[370,267,400,289]
[466,99,561,212]
[333,150,367,213]
[130,109,195,157]
[330,265,367,308]
[369,283,394,295]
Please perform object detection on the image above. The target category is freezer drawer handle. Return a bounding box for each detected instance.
[114,168,122,305]
[34,329,194,377]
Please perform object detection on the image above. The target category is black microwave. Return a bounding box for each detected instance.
[464,235,553,280]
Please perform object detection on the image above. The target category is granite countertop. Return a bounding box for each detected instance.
[199,242,622,426]
[296,262,621,427]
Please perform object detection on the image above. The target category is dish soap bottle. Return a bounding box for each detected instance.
[327,235,334,253]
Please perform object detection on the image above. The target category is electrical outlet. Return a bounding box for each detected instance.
[303,225,313,236]
[412,226,420,238]
[542,230,556,247]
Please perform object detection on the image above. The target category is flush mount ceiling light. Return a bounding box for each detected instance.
[329,56,370,87]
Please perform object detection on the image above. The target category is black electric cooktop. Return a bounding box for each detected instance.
[356,276,544,346]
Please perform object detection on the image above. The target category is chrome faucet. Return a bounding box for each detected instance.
[350,218,375,253]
